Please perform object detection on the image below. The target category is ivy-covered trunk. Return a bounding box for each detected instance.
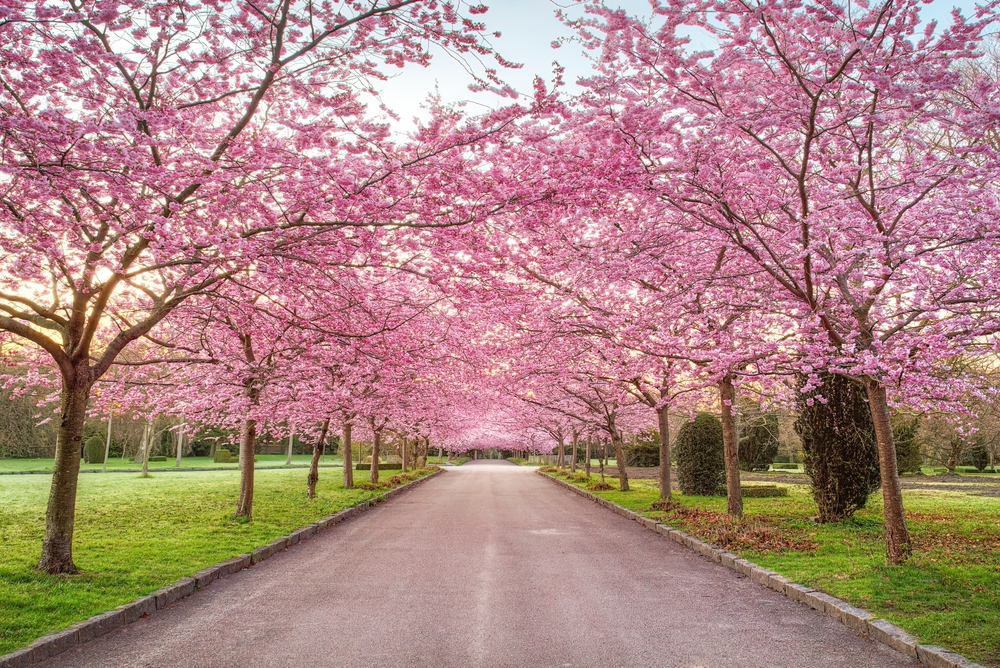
[38,367,92,574]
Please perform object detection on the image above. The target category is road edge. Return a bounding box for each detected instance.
[538,471,984,668]
[0,468,444,668]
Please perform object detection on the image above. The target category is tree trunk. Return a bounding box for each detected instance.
[864,379,912,564]
[599,438,606,483]
[370,429,381,484]
[656,405,672,501]
[102,413,112,473]
[235,417,258,519]
[401,436,409,472]
[307,418,330,499]
[175,429,182,467]
[557,433,565,469]
[611,432,629,492]
[38,373,91,574]
[585,438,592,477]
[140,421,152,478]
[342,422,354,489]
[720,376,743,518]
[570,430,578,473]
[286,428,294,465]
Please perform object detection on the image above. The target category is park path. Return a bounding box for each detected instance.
[40,461,916,668]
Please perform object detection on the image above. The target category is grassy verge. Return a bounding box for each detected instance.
[0,454,343,473]
[543,470,1000,667]
[0,466,434,654]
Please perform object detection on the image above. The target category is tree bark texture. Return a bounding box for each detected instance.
[370,429,381,484]
[235,417,258,519]
[557,433,565,469]
[307,418,330,499]
[342,422,354,489]
[570,431,578,473]
[584,439,591,477]
[401,436,409,471]
[38,372,91,574]
[864,379,912,563]
[612,432,629,492]
[102,414,112,473]
[656,405,672,501]
[720,376,743,518]
[140,421,152,478]
[286,429,294,465]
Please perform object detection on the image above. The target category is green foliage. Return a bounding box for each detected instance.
[738,407,779,471]
[740,484,788,498]
[771,463,801,470]
[149,456,167,462]
[83,436,105,464]
[213,449,233,463]
[892,415,923,474]
[675,412,725,496]
[795,374,880,522]
[962,437,990,472]
[355,462,403,471]
[624,428,660,467]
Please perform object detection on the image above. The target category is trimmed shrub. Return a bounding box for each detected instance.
[795,373,880,523]
[83,436,105,464]
[738,408,779,472]
[355,462,403,471]
[675,412,725,496]
[624,429,660,467]
[892,415,923,474]
[962,437,990,472]
[149,456,167,462]
[214,449,233,463]
[771,463,800,470]
[740,484,788,498]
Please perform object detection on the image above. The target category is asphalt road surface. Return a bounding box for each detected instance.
[42,461,918,668]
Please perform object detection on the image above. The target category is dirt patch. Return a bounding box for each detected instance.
[646,503,819,554]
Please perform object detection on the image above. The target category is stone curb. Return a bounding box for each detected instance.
[0,468,443,668]
[538,471,984,668]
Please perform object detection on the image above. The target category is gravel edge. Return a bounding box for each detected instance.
[538,471,985,668]
[0,468,444,668]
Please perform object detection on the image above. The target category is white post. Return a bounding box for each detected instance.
[102,413,112,472]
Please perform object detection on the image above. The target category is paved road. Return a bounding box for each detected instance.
[42,461,917,667]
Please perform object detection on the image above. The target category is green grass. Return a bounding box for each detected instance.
[0,466,431,654]
[0,454,343,473]
[545,470,1000,667]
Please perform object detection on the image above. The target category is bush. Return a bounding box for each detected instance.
[738,408,779,471]
[83,436,105,464]
[624,429,660,467]
[771,463,800,470]
[214,449,233,463]
[962,437,990,472]
[740,484,788,498]
[675,412,725,496]
[149,456,167,462]
[354,480,389,491]
[355,462,403,471]
[892,415,923,474]
[795,373,880,523]
[588,480,614,491]
[538,466,557,473]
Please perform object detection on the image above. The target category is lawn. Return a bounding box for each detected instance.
[545,470,1000,667]
[0,465,432,655]
[0,454,343,473]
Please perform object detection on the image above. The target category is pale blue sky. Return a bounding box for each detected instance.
[374,0,985,129]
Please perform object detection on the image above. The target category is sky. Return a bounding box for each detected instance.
[372,0,986,131]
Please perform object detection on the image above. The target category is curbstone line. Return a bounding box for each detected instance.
[916,645,986,668]
[116,595,156,624]
[153,577,196,610]
[0,647,33,668]
[868,619,919,658]
[0,468,444,668]
[536,470,984,668]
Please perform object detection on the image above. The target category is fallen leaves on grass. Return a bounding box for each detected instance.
[647,502,819,554]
